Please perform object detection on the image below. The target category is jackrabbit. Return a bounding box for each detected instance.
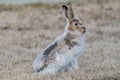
[33,3,86,74]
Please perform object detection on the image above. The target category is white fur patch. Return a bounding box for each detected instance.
[33,35,85,74]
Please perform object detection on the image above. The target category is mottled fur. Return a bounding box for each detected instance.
[33,3,86,74]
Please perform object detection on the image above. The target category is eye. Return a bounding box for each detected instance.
[75,23,78,26]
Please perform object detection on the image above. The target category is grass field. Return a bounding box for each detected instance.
[0,1,120,80]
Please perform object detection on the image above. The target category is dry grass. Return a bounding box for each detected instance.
[0,0,120,12]
[0,1,120,80]
[0,2,60,12]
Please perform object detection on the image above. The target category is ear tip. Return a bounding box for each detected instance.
[62,2,72,8]
[62,5,66,7]
[62,5,67,9]
[67,2,72,6]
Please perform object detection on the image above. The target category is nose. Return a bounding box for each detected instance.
[81,27,86,34]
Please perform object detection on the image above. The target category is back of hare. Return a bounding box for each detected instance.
[33,3,86,74]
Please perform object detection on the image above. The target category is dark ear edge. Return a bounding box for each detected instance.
[62,5,67,10]
[62,5,69,19]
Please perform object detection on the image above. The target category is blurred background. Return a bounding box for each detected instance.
[0,0,66,4]
[0,0,120,80]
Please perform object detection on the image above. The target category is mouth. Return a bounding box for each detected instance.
[81,27,86,34]
[83,29,86,34]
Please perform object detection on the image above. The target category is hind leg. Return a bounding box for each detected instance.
[62,60,79,72]
[70,60,79,70]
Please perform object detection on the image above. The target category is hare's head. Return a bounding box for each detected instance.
[62,3,86,36]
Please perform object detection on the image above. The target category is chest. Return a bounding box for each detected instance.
[55,40,81,56]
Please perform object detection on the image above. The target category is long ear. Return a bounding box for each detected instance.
[62,4,74,21]
[67,3,74,18]
[62,5,69,19]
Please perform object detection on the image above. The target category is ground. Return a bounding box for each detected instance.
[0,1,120,80]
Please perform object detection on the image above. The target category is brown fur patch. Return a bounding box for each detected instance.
[68,25,75,31]
[64,33,78,49]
